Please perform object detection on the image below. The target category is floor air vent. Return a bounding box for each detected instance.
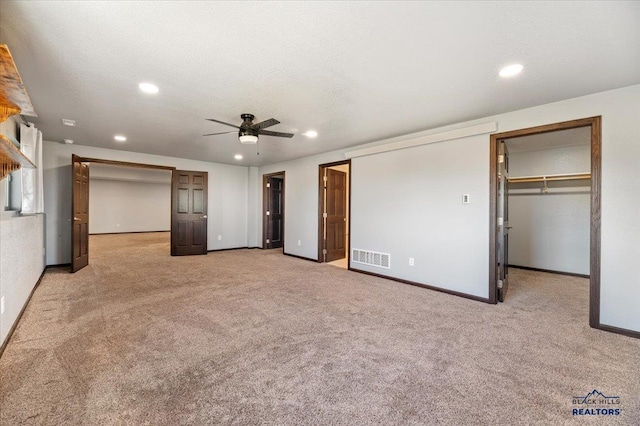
[352,249,391,269]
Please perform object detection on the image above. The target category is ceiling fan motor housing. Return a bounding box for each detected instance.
[240,113,255,125]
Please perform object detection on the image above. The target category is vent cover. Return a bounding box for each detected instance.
[352,249,391,269]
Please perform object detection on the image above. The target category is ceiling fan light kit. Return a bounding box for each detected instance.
[239,131,258,144]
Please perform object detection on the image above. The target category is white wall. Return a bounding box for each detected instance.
[352,134,490,298]
[43,141,249,265]
[0,215,46,348]
[255,84,640,333]
[0,117,47,348]
[88,164,171,234]
[508,145,590,275]
[89,180,170,234]
[247,167,260,248]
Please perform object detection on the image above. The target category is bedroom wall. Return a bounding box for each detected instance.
[89,180,170,234]
[256,84,640,332]
[0,117,46,349]
[508,144,591,275]
[43,142,248,265]
[88,164,171,234]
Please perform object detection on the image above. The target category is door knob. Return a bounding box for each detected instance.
[73,217,80,221]
[202,215,208,219]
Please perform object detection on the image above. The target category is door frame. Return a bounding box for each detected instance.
[488,116,602,329]
[262,171,286,250]
[318,160,351,264]
[70,156,175,271]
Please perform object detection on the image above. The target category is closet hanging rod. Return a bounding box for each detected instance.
[508,172,591,184]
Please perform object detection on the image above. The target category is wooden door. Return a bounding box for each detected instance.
[171,170,208,255]
[325,169,347,262]
[264,176,284,249]
[497,141,510,302]
[71,154,89,272]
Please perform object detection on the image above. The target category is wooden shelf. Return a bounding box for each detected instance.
[0,44,37,122]
[0,135,35,179]
[508,172,591,184]
[0,44,37,180]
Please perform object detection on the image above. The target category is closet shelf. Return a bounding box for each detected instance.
[508,172,591,184]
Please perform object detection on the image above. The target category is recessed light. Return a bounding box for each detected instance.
[62,119,76,126]
[114,135,127,142]
[234,154,243,160]
[138,82,159,94]
[63,139,74,144]
[499,64,523,78]
[303,130,318,138]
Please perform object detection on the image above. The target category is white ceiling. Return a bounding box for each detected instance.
[1,1,639,166]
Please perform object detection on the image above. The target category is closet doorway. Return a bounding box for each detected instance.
[318,160,351,268]
[489,116,601,329]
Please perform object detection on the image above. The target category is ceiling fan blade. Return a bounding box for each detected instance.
[202,131,236,136]
[251,118,280,131]
[206,118,241,129]
[258,129,295,138]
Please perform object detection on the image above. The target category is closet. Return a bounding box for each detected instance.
[506,127,591,276]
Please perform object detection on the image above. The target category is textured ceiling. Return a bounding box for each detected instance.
[1,1,639,166]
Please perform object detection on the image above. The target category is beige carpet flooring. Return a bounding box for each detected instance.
[1,232,639,425]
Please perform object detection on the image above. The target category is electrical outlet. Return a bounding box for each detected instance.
[218,235,222,241]
[298,240,301,246]
[462,194,470,204]
[409,257,414,266]
[1,296,4,314]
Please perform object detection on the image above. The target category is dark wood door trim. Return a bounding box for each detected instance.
[76,157,175,171]
[318,160,351,264]
[489,116,602,330]
[262,171,285,250]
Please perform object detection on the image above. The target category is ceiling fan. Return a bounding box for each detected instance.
[203,114,294,144]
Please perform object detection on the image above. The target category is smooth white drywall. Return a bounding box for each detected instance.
[89,180,170,234]
[0,118,46,348]
[352,134,490,297]
[88,164,171,234]
[43,141,248,265]
[256,84,640,332]
[0,214,45,347]
[508,145,590,275]
[247,167,260,247]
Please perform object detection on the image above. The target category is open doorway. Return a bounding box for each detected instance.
[262,171,285,250]
[318,160,351,268]
[71,156,175,271]
[489,116,601,329]
[71,156,207,272]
